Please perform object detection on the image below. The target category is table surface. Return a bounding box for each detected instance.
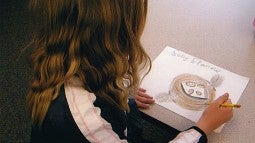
[140,0,255,143]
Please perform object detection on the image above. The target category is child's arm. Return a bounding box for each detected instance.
[169,93,233,143]
[196,93,233,134]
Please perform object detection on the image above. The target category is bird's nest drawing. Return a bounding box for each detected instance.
[155,73,222,110]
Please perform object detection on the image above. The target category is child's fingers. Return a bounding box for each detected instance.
[138,87,146,92]
[137,92,153,99]
[135,100,150,108]
[216,93,229,104]
[135,95,155,104]
[137,89,153,99]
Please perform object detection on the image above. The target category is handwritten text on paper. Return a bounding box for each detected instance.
[169,50,221,73]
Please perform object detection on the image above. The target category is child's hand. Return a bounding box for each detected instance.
[134,88,155,108]
[196,93,233,134]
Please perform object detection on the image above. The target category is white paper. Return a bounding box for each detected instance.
[141,46,249,132]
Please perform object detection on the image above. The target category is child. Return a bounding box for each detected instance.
[26,0,233,142]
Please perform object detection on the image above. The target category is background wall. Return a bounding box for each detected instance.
[1,0,33,142]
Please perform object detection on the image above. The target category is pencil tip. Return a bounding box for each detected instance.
[235,104,241,108]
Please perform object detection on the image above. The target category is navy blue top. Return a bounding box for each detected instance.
[30,86,144,143]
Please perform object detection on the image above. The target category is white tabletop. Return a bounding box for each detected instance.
[141,0,255,142]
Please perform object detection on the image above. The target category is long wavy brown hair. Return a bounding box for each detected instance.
[27,0,151,126]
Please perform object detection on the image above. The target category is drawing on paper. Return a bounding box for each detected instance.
[155,73,223,110]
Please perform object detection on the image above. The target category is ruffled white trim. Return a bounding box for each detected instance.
[169,129,201,143]
[65,77,127,143]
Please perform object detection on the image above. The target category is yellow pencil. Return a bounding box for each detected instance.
[220,103,241,108]
[206,102,241,108]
